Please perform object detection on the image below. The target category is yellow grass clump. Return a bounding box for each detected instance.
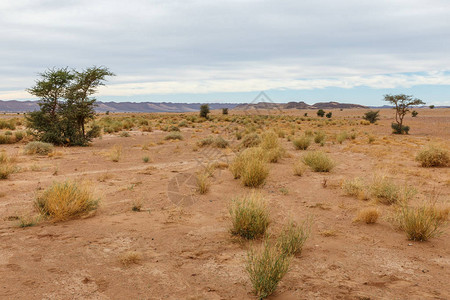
[35,181,99,222]
[229,192,270,239]
[415,144,449,167]
[355,207,380,224]
[302,151,335,172]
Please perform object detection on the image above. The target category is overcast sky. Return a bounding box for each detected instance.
[1,0,449,105]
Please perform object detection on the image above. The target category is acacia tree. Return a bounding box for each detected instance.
[26,66,114,145]
[384,94,425,134]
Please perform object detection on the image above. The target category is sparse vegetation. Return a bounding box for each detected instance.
[355,208,380,224]
[109,145,122,162]
[277,219,311,256]
[416,144,449,167]
[363,110,380,124]
[384,94,425,134]
[164,132,183,140]
[24,141,54,155]
[293,136,311,150]
[393,202,448,241]
[246,239,290,299]
[229,192,269,239]
[302,151,335,172]
[35,181,99,221]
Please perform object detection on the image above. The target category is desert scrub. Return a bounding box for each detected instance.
[197,136,229,148]
[229,147,268,187]
[415,144,449,167]
[229,192,269,239]
[293,136,311,150]
[302,151,335,172]
[109,145,122,162]
[246,239,290,299]
[292,160,306,176]
[277,219,311,256]
[196,172,210,194]
[261,131,284,163]
[0,153,17,179]
[35,181,99,222]
[355,207,380,224]
[342,177,369,200]
[336,131,348,144]
[370,176,415,205]
[164,132,183,140]
[24,141,54,155]
[393,203,448,241]
[314,131,326,144]
[240,133,261,148]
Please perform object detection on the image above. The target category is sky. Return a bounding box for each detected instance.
[1,0,449,106]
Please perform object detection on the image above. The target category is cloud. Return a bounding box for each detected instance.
[1,0,449,102]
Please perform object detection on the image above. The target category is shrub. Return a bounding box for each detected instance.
[371,176,415,205]
[293,136,311,150]
[336,131,348,144]
[363,110,380,123]
[14,131,25,141]
[200,104,210,119]
[277,219,311,256]
[355,208,379,224]
[302,151,335,172]
[412,110,418,117]
[119,251,142,266]
[24,141,54,155]
[109,145,122,162]
[393,203,447,241]
[198,136,229,148]
[230,192,269,239]
[342,177,369,200]
[168,125,180,132]
[0,162,16,179]
[240,133,261,148]
[314,131,326,144]
[119,131,130,137]
[35,181,99,221]
[391,123,410,134]
[317,109,325,117]
[142,156,150,163]
[416,144,449,167]
[196,172,210,194]
[261,131,284,163]
[246,239,290,299]
[164,132,183,140]
[0,134,14,144]
[325,112,332,118]
[241,156,269,187]
[293,160,305,176]
[222,108,229,115]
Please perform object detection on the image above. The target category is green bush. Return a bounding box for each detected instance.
[164,132,183,140]
[363,110,380,123]
[391,123,410,134]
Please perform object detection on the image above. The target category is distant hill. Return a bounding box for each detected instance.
[0,100,238,113]
[234,101,368,110]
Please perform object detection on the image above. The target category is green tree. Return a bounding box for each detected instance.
[429,105,435,109]
[363,110,380,123]
[317,109,325,117]
[200,104,210,119]
[26,66,114,145]
[412,110,418,117]
[384,94,425,134]
[326,112,332,118]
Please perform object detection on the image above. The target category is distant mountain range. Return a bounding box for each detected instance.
[0,100,371,113]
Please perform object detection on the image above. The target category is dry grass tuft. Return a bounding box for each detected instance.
[230,147,269,187]
[196,172,210,194]
[355,207,380,224]
[109,145,122,162]
[246,239,290,299]
[393,202,448,241]
[293,136,311,150]
[293,160,306,176]
[229,192,269,239]
[342,177,369,200]
[277,219,311,256]
[24,141,54,155]
[416,144,449,167]
[302,151,335,172]
[35,180,99,222]
[119,251,142,266]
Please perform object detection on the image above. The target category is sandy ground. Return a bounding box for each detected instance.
[0,108,449,299]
